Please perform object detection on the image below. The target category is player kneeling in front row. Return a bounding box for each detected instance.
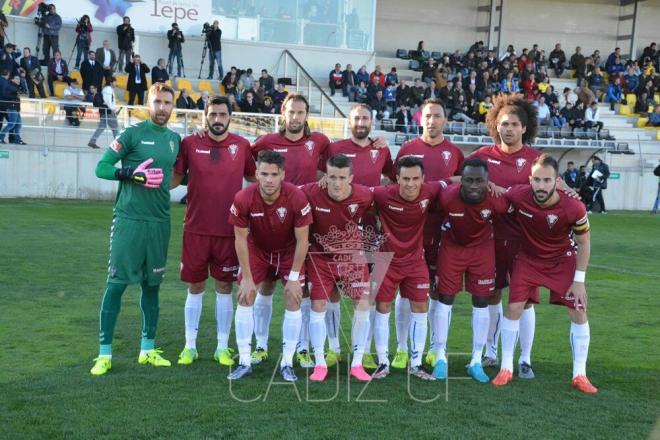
[492,154,597,394]
[432,158,510,382]
[228,150,312,382]
[302,154,378,382]
[171,96,256,366]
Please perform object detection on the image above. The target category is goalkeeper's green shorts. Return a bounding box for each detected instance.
[107,216,171,286]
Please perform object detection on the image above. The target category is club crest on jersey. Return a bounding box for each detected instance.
[442,150,452,165]
[276,207,288,222]
[420,199,429,211]
[370,149,379,163]
[305,140,315,156]
[480,209,492,219]
[169,140,175,153]
[546,213,559,228]
[348,203,359,216]
[516,158,527,172]
[228,144,238,159]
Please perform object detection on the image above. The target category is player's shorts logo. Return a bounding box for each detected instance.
[480,209,492,219]
[348,203,359,216]
[276,207,288,222]
[228,144,238,159]
[305,140,315,155]
[546,213,559,228]
[370,149,379,163]
[516,158,527,172]
[442,150,452,165]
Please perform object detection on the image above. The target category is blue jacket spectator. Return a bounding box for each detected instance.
[500,76,519,93]
[356,66,369,85]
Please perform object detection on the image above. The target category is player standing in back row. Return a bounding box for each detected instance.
[90,82,180,376]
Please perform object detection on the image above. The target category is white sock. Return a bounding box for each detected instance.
[486,302,503,359]
[471,307,490,366]
[325,300,341,353]
[281,309,302,368]
[309,310,327,367]
[235,305,254,366]
[215,291,233,351]
[519,306,536,365]
[297,297,311,353]
[434,302,452,361]
[374,310,391,366]
[428,299,438,353]
[570,321,590,378]
[253,292,273,351]
[409,312,428,368]
[184,290,204,350]
[394,294,411,351]
[364,304,376,354]
[351,309,370,367]
[500,317,519,372]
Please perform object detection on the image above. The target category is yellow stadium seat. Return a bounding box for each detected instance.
[569,69,576,79]
[657,129,660,141]
[626,94,636,107]
[176,78,193,93]
[217,83,226,95]
[115,74,128,90]
[69,70,82,85]
[655,93,660,103]
[637,117,649,128]
[53,81,67,98]
[165,80,173,88]
[197,80,213,94]
[618,104,631,116]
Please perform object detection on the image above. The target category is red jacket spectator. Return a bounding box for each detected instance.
[369,70,385,86]
[523,77,538,101]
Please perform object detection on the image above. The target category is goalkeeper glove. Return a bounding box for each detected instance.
[115,158,164,189]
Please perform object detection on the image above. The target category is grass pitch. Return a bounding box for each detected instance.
[0,199,658,439]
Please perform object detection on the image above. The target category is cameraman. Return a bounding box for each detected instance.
[74,15,93,69]
[167,22,184,77]
[42,4,62,61]
[206,20,222,80]
[116,16,134,72]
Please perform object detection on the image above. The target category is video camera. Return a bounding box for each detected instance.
[34,3,53,27]
[201,22,211,36]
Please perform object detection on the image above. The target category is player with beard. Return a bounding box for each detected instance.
[171,96,256,367]
[228,150,313,381]
[432,158,510,382]
[392,98,464,371]
[318,104,394,370]
[492,154,596,394]
[90,83,180,375]
[302,154,376,382]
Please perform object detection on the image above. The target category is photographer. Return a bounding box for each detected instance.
[167,22,185,77]
[74,15,93,69]
[206,20,222,80]
[116,16,134,72]
[42,4,62,61]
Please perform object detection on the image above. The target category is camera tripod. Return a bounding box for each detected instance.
[197,37,210,79]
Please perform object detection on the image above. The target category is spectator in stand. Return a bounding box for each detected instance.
[0,44,19,75]
[542,84,558,106]
[563,161,579,188]
[85,84,98,103]
[608,56,625,76]
[587,66,605,100]
[449,94,474,123]
[591,49,602,68]
[74,15,93,69]
[356,65,369,85]
[227,93,241,113]
[124,53,149,105]
[47,50,71,96]
[576,86,597,107]
[369,89,389,123]
[241,90,261,113]
[383,83,397,112]
[239,68,254,90]
[396,78,413,108]
[42,4,61,62]
[366,75,384,101]
[0,73,24,144]
[20,47,46,98]
[561,101,581,134]
[587,156,610,214]
[537,76,551,95]
[500,71,519,94]
[577,165,590,205]
[222,66,239,95]
[196,90,210,110]
[80,50,103,92]
[342,64,357,100]
[233,79,247,103]
[355,80,367,103]
[176,88,195,109]
[411,107,422,134]
[370,65,385,86]
[206,20,223,80]
[95,40,116,86]
[385,67,398,86]
[414,40,426,62]
[549,43,567,77]
[166,23,185,77]
[63,79,85,126]
[606,76,626,111]
[500,44,516,61]
[570,46,586,86]
[151,58,169,84]
[423,79,440,100]
[261,95,275,114]
[270,82,288,113]
[395,104,412,133]
[258,69,274,94]
[640,42,656,63]
[411,78,425,106]
[116,16,134,72]
[550,101,566,127]
[635,91,652,116]
[648,104,660,127]
[328,63,343,96]
[522,73,538,100]
[421,58,436,84]
[584,101,604,132]
[477,95,493,122]
[605,47,621,72]
[248,81,264,106]
[534,95,551,126]
[624,62,641,93]
[637,78,656,102]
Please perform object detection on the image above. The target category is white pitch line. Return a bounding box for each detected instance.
[590,263,660,279]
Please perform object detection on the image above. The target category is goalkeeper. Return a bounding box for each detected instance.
[90,83,181,376]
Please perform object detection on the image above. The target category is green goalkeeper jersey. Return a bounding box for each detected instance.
[96,119,181,222]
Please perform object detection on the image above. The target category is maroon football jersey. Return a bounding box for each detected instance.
[174,133,256,236]
[321,138,394,187]
[394,137,464,181]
